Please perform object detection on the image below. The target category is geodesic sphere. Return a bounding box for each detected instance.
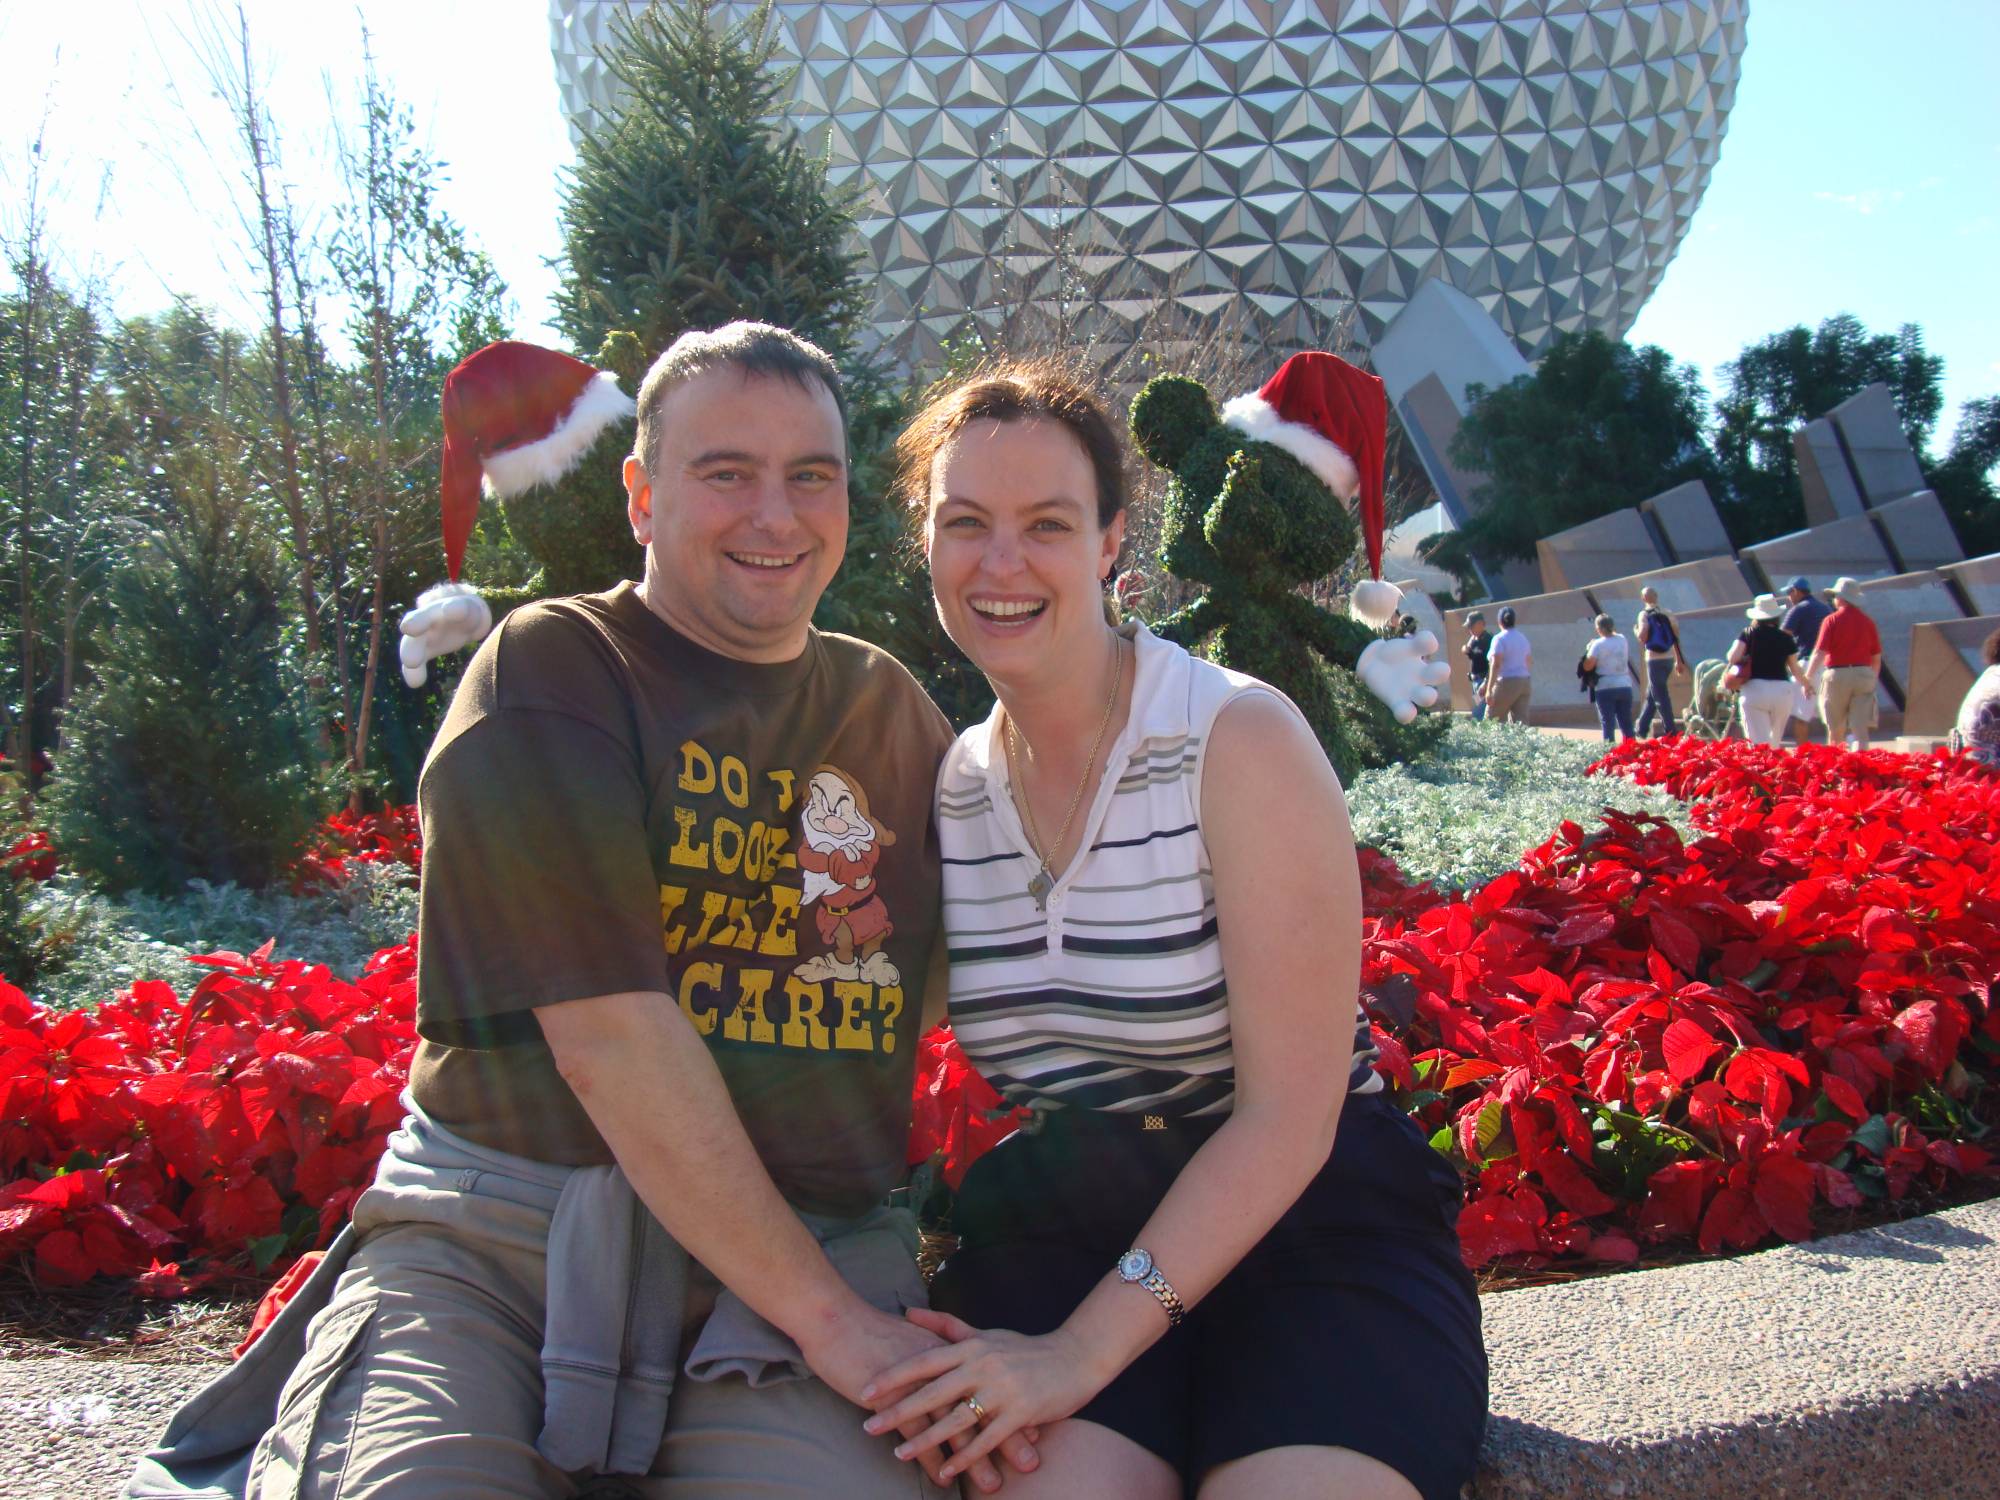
[550,1,1747,367]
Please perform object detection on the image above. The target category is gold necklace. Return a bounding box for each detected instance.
[1004,635,1125,911]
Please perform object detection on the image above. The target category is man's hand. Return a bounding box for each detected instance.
[399,581,493,687]
[800,1301,1040,1494]
[1356,632,1451,723]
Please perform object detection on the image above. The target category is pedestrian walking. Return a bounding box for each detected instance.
[1484,607,1532,723]
[1728,595,1810,744]
[1585,614,1636,741]
[1632,585,1688,736]
[1805,577,1883,750]
[1463,611,1492,721]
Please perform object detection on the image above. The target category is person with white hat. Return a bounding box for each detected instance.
[1727,595,1810,745]
[1805,577,1883,749]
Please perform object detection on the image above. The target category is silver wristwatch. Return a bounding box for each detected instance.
[1116,1247,1186,1328]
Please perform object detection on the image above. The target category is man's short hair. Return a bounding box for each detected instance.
[1639,586,1658,604]
[632,322,845,478]
[1464,610,1486,626]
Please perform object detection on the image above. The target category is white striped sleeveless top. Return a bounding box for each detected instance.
[936,622,1382,1117]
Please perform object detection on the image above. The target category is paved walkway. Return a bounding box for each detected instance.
[6,1197,1996,1499]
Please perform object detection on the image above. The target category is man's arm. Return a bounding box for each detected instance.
[538,991,1034,1492]
[538,993,918,1386]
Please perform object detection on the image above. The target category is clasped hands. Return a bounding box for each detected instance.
[856,1309,1106,1488]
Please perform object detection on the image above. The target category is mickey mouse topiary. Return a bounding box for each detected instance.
[1130,352,1450,782]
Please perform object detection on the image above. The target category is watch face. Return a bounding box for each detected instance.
[1118,1249,1153,1282]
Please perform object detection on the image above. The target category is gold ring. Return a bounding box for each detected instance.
[962,1395,989,1424]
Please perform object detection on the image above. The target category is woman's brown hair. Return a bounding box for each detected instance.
[894,358,1131,534]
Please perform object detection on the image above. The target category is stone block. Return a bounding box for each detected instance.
[1741,514,1894,595]
[1536,509,1668,592]
[1869,490,1963,573]
[1586,557,1753,623]
[1903,615,2000,738]
[1638,480,1732,562]
[1940,552,2000,616]
[1829,382,1929,506]
[1794,417,1866,525]
[1840,571,1968,708]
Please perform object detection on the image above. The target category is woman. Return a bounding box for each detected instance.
[1482,606,1531,722]
[1949,626,2000,766]
[862,364,1487,1499]
[1729,594,1810,745]
[1584,613,1636,742]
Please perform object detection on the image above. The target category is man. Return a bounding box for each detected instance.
[1632,586,1689,737]
[1780,576,1833,659]
[131,324,1033,1499]
[1779,576,1833,744]
[1806,576,1883,750]
[1462,610,1491,720]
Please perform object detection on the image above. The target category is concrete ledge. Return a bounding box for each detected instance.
[1473,1196,2000,1500]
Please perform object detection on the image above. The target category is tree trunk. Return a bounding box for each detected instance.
[232,5,330,762]
[348,518,387,814]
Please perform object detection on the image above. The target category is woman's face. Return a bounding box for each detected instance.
[925,417,1124,683]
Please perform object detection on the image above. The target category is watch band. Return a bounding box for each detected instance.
[1117,1248,1186,1328]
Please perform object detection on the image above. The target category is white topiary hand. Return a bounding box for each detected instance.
[399,582,493,688]
[1357,632,1451,724]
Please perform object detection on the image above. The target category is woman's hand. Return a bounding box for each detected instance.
[861,1309,1106,1483]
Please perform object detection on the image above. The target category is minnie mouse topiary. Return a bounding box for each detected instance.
[1129,351,1450,781]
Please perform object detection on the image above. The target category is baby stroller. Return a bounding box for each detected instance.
[1682,657,1739,740]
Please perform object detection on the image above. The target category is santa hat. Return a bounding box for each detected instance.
[437,341,637,581]
[1219,351,1401,627]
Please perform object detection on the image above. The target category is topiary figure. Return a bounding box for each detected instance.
[1129,352,1449,782]
[395,336,644,687]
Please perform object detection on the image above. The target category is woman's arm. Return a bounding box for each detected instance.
[864,692,1361,1477]
[1728,638,1749,667]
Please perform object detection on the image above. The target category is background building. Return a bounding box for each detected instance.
[550,0,1748,370]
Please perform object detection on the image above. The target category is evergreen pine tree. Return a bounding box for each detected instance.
[43,496,329,896]
[553,0,867,358]
[554,0,987,724]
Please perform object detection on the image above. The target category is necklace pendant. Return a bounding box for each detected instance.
[1027,868,1053,911]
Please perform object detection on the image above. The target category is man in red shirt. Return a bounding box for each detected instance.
[1805,576,1883,749]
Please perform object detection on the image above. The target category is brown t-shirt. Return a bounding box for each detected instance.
[407,583,954,1215]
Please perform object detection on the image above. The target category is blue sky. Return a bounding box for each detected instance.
[5,1,1996,453]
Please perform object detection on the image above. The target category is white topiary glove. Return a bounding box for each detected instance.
[398,582,493,688]
[1357,631,1451,724]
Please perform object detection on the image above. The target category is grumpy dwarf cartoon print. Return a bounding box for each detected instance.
[795,766,901,987]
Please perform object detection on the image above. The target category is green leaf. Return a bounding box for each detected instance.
[1848,1114,1894,1157]
[1474,1098,1507,1163]
[247,1234,290,1272]
[1428,1125,1454,1157]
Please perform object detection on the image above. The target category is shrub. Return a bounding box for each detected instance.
[1346,720,1690,891]
[41,503,332,896]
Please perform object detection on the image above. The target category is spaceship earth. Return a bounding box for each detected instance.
[549,1,1749,369]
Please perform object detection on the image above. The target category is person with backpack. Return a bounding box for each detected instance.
[1632,586,1688,736]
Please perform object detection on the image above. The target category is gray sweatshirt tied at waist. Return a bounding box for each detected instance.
[127,1098,925,1498]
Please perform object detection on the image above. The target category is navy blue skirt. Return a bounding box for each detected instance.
[933,1092,1488,1499]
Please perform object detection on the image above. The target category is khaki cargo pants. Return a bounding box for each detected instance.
[1485,676,1532,724]
[246,1218,949,1500]
[1819,665,1879,748]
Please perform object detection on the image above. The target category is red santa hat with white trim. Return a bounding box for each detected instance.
[1217,351,1403,628]
[436,340,637,581]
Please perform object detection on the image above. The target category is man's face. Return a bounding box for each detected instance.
[1788,587,1806,604]
[623,367,848,663]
